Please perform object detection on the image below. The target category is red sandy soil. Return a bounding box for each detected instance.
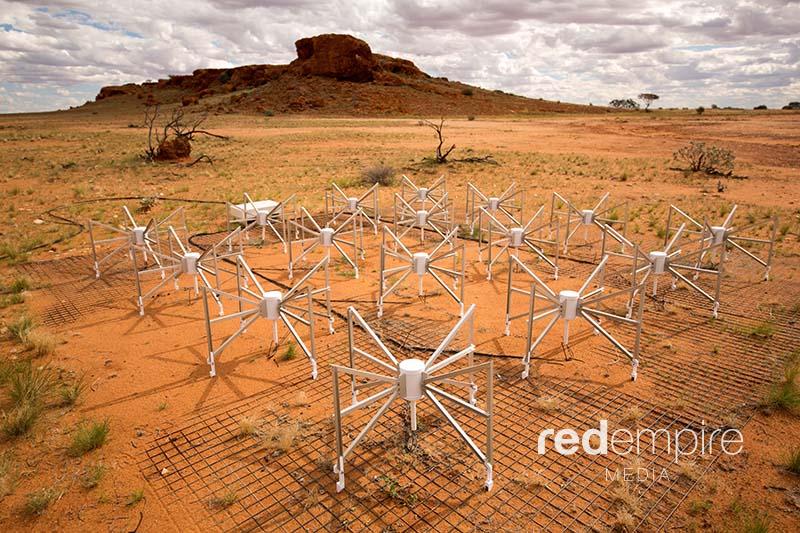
[0,107,798,532]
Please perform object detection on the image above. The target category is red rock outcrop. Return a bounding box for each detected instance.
[291,34,376,82]
[90,34,602,116]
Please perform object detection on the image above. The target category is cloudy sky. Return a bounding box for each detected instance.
[1,0,798,113]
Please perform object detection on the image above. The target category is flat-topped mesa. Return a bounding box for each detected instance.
[90,33,601,115]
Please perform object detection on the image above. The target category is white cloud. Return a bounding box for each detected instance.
[0,0,798,112]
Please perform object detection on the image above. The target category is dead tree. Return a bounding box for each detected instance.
[423,118,456,164]
[143,105,228,163]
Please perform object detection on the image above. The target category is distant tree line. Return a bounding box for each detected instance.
[609,93,659,111]
[609,97,799,112]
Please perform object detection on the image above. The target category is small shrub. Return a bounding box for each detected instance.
[362,165,396,186]
[24,487,60,516]
[264,110,274,117]
[461,87,474,96]
[126,488,144,506]
[673,141,735,176]
[7,315,35,343]
[696,106,705,115]
[281,342,297,361]
[68,419,110,456]
[467,115,476,121]
[1,403,42,437]
[80,463,107,489]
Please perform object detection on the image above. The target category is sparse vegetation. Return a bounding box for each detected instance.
[7,314,35,343]
[126,488,145,506]
[261,421,300,452]
[673,141,735,176]
[688,499,712,516]
[6,276,31,294]
[59,375,87,407]
[422,118,456,164]
[0,451,18,498]
[732,501,771,533]
[80,463,107,489]
[362,164,396,186]
[24,330,57,357]
[209,490,239,509]
[638,93,659,111]
[68,419,110,456]
[609,98,639,110]
[746,321,775,339]
[1,402,43,437]
[237,415,260,437]
[377,474,417,506]
[760,356,800,413]
[281,342,297,361]
[8,362,55,407]
[24,487,60,516]
[784,447,800,475]
[534,396,559,413]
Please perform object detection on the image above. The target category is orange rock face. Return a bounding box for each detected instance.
[292,34,376,82]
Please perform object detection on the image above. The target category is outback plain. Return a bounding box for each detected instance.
[0,103,799,533]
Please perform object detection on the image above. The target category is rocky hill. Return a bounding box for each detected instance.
[91,34,603,116]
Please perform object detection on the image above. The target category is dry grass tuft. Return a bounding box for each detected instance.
[68,419,110,456]
[80,463,107,489]
[677,461,701,481]
[24,487,61,516]
[533,395,559,413]
[7,315,35,343]
[611,509,637,532]
[126,488,144,506]
[610,482,642,516]
[8,362,55,407]
[209,490,239,509]
[1,403,43,438]
[619,406,643,424]
[784,447,800,475]
[24,330,57,357]
[262,421,300,452]
[0,451,18,498]
[236,415,261,437]
[760,356,800,413]
[59,375,87,407]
